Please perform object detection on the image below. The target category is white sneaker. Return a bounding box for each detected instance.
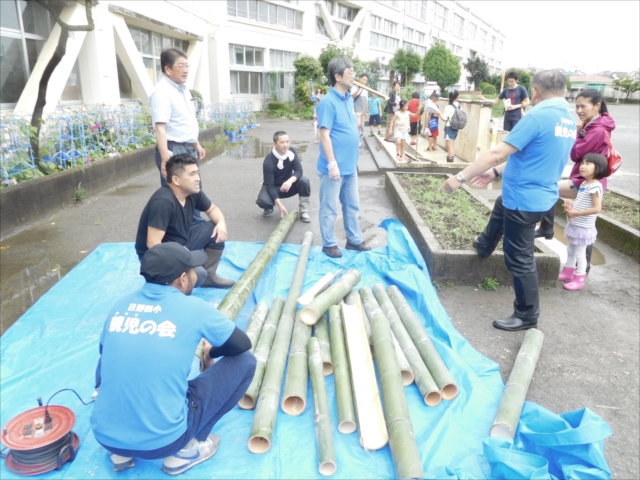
[162,434,220,476]
[109,453,134,472]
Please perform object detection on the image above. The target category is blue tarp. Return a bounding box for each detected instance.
[0,219,611,479]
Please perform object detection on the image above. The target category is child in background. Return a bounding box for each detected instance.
[394,100,411,161]
[425,92,440,151]
[559,153,608,291]
[368,93,382,136]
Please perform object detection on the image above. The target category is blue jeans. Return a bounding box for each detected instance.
[317,171,363,247]
[101,351,256,460]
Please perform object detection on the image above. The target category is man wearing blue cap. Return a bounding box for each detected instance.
[91,242,256,475]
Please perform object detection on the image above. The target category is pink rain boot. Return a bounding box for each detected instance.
[564,273,586,291]
[558,266,576,282]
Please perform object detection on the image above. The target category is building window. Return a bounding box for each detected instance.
[468,22,477,42]
[336,3,358,22]
[229,44,264,66]
[227,0,302,30]
[491,35,497,52]
[480,29,488,48]
[1,0,52,106]
[128,24,189,85]
[230,71,263,94]
[406,1,427,21]
[405,42,426,56]
[416,32,425,44]
[324,0,334,15]
[371,15,397,35]
[453,14,464,38]
[433,3,448,30]
[270,49,299,70]
[370,32,398,52]
[315,5,330,37]
[404,27,414,41]
[334,21,350,39]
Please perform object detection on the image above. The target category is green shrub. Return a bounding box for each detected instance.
[268,101,285,110]
[479,83,496,96]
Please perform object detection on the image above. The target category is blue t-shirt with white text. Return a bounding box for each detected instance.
[316,87,359,176]
[91,283,235,451]
[502,97,576,211]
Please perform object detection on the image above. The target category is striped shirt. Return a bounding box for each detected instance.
[572,181,603,228]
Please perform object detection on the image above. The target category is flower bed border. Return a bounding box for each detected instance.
[385,172,561,287]
[0,126,223,239]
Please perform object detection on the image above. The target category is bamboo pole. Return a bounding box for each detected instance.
[218,211,298,321]
[392,332,414,386]
[360,297,374,349]
[300,269,361,325]
[387,286,458,400]
[314,315,333,375]
[245,302,269,352]
[298,269,343,306]
[490,329,544,439]
[238,297,285,410]
[371,285,441,406]
[341,290,388,451]
[281,313,312,415]
[248,231,313,454]
[308,337,338,476]
[328,305,356,434]
[370,293,425,480]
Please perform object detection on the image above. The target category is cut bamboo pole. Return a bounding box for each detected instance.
[281,313,311,415]
[248,231,313,454]
[328,305,356,434]
[370,294,425,480]
[387,285,458,400]
[245,302,269,352]
[341,290,388,451]
[308,337,337,476]
[238,297,285,410]
[298,269,343,306]
[218,211,298,321]
[314,315,333,375]
[360,297,374,355]
[392,332,414,386]
[490,329,544,438]
[370,285,441,406]
[300,269,361,325]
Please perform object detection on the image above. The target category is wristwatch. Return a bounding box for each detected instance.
[456,172,466,183]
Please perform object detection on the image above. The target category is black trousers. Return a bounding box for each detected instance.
[474,195,545,321]
[255,175,311,209]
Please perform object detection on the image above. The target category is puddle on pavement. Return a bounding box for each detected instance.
[550,222,605,266]
[226,137,307,160]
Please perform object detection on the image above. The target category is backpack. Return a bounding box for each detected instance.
[450,104,467,130]
[604,131,622,176]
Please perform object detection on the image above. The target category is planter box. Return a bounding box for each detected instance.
[385,172,561,287]
[554,198,639,261]
[1,126,222,239]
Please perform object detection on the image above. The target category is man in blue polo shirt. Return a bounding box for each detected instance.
[91,243,255,475]
[440,70,575,331]
[316,56,371,258]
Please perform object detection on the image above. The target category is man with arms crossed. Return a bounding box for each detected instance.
[91,242,255,475]
[441,70,575,331]
[316,57,371,258]
[135,154,235,289]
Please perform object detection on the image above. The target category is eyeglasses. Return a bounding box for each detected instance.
[172,63,190,70]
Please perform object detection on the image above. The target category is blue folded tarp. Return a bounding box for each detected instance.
[0,219,611,479]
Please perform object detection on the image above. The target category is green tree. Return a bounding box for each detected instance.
[293,55,324,105]
[318,43,364,84]
[488,73,502,92]
[362,58,385,90]
[29,0,95,173]
[422,44,461,91]
[612,75,640,102]
[502,67,533,95]
[463,56,490,89]
[389,48,422,87]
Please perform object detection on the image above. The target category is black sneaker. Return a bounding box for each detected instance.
[263,208,273,217]
[322,245,342,258]
[345,241,371,252]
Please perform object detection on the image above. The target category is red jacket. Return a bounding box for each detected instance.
[569,112,615,189]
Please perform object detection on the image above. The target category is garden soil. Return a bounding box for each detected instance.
[0,115,638,478]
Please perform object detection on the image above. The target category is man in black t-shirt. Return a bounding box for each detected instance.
[256,131,311,222]
[135,154,234,289]
[493,71,530,131]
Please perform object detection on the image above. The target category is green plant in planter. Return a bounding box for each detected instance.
[214,134,228,148]
[478,277,499,291]
[74,182,85,203]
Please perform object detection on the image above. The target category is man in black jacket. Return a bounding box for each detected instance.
[256,131,311,222]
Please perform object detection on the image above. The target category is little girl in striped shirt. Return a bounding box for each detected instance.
[559,153,609,290]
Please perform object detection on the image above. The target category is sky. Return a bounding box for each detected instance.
[470,1,640,74]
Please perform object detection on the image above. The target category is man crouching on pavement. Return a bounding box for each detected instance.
[135,153,234,288]
[91,242,256,475]
[256,130,311,222]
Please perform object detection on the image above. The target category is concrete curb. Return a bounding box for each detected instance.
[385,172,560,287]
[0,126,223,239]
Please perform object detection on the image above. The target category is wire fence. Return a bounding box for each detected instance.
[1,101,256,185]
